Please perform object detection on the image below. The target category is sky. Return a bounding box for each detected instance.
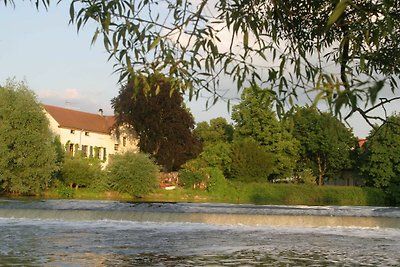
[1,2,398,138]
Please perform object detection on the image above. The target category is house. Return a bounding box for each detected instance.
[43,104,138,165]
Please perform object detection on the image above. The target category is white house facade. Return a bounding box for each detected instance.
[43,104,138,165]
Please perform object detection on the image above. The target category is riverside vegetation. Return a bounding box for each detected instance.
[0,79,398,207]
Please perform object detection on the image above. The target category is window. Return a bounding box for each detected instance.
[85,132,89,136]
[70,130,75,134]
[122,137,127,147]
[82,145,88,157]
[68,143,74,155]
[103,148,107,161]
[114,144,119,151]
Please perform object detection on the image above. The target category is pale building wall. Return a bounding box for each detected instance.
[44,110,138,166]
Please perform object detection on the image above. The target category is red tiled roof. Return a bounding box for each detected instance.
[43,104,115,135]
[358,138,367,148]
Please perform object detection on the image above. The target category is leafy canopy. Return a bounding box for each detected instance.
[0,79,57,194]
[65,0,400,124]
[4,0,400,126]
[360,114,400,189]
[291,106,356,185]
[112,73,201,171]
[232,87,299,178]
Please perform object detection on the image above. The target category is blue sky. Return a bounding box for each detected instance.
[1,2,397,138]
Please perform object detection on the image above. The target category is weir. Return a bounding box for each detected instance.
[1,200,400,228]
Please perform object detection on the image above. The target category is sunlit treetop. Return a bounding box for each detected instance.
[4,0,400,127]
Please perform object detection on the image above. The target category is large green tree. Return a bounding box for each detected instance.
[193,117,234,176]
[360,114,400,204]
[194,117,233,146]
[0,79,57,194]
[232,88,299,179]
[292,106,356,185]
[112,73,201,171]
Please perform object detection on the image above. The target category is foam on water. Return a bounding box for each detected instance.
[1,200,400,266]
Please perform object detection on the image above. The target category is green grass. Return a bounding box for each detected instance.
[30,183,387,206]
[43,188,132,201]
[143,183,386,206]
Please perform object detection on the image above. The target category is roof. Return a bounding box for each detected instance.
[43,104,116,135]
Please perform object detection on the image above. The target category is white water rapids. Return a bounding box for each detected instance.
[1,199,399,266]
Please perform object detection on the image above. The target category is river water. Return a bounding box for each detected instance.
[1,200,400,266]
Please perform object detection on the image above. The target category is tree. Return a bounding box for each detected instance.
[291,106,356,185]
[107,151,159,197]
[0,79,57,194]
[230,138,275,183]
[232,88,299,179]
[194,117,233,145]
[63,0,399,126]
[4,1,399,126]
[112,73,201,171]
[360,114,400,204]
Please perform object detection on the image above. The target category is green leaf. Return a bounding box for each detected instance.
[327,0,351,27]
[243,30,249,48]
[149,36,161,51]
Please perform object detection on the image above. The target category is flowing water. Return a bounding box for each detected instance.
[1,199,400,266]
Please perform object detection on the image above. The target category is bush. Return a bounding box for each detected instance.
[230,138,275,182]
[107,152,159,197]
[179,169,205,189]
[61,156,103,189]
[206,167,229,196]
[200,143,232,177]
[298,168,317,185]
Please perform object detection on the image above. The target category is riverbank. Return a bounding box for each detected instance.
[19,183,387,207]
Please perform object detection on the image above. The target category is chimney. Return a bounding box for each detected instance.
[98,108,104,116]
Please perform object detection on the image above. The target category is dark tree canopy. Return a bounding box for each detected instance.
[112,74,201,171]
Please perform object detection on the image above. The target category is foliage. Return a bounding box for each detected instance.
[360,114,400,205]
[206,167,230,197]
[178,169,205,189]
[4,0,400,126]
[0,79,57,194]
[112,73,202,171]
[194,117,234,145]
[61,155,103,189]
[107,151,159,197]
[291,106,356,185]
[297,168,317,186]
[56,0,400,125]
[232,88,299,178]
[230,138,275,183]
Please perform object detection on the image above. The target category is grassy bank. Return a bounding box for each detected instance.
[6,183,385,206]
[145,183,386,206]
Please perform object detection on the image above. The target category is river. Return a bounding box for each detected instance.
[1,199,400,266]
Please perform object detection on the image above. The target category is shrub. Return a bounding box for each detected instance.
[179,169,205,189]
[200,143,232,177]
[230,138,275,182]
[206,167,229,196]
[61,156,102,189]
[107,152,159,197]
[298,168,317,185]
